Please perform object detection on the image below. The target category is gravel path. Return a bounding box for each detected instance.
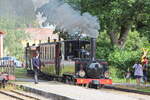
[14,81,150,100]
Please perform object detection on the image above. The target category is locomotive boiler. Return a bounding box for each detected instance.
[25,38,112,88]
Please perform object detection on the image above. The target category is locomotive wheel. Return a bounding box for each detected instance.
[65,79,70,84]
[88,80,101,89]
[63,76,70,84]
[62,74,75,85]
[88,84,104,89]
[58,77,62,82]
[89,84,99,89]
[100,84,104,88]
[62,76,69,84]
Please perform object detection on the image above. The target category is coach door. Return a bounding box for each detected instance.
[55,43,61,75]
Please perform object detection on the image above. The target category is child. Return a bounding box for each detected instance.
[125,68,131,83]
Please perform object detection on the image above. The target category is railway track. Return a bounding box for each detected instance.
[0,90,40,100]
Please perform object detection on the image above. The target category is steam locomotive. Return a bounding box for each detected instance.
[25,38,112,88]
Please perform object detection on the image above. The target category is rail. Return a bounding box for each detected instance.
[0,90,40,100]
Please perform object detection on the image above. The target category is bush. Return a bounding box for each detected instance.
[108,48,142,78]
[96,31,112,60]
[96,31,149,78]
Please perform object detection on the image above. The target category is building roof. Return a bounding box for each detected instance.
[24,28,58,40]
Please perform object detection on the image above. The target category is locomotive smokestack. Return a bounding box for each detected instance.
[91,38,96,61]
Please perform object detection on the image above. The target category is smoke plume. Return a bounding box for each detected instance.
[36,0,100,38]
[32,0,49,10]
[0,0,35,21]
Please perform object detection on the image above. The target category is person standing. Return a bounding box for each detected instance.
[133,61,143,85]
[32,52,41,84]
[142,57,149,84]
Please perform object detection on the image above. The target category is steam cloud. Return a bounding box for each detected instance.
[35,0,100,38]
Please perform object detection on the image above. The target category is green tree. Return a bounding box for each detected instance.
[66,0,150,48]
[0,17,29,60]
[96,31,112,60]
[108,31,149,77]
[4,30,28,60]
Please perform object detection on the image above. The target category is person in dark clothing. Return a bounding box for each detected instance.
[142,57,148,84]
[32,52,41,84]
[143,66,148,84]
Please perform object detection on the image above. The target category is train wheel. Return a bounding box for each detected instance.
[99,84,104,88]
[88,83,101,89]
[62,75,67,83]
[62,75,70,84]
[89,80,100,89]
[58,77,62,82]
[71,78,76,85]
[1,79,7,88]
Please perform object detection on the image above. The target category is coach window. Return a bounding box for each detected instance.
[45,47,46,60]
[42,47,44,60]
[45,46,47,60]
[47,46,49,60]
[41,47,43,60]
[49,46,51,59]
[51,46,53,59]
[43,46,45,60]
[49,46,51,60]
[48,46,50,60]
[50,46,52,60]
[53,46,55,59]
[46,46,48,59]
[42,47,43,60]
[69,43,72,53]
[40,47,42,60]
[41,47,44,59]
[52,45,54,59]
[53,45,55,59]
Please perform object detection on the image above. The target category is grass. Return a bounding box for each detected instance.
[112,77,136,84]
[15,68,30,78]
[111,77,150,92]
[0,67,28,78]
[138,88,150,92]
[109,66,150,93]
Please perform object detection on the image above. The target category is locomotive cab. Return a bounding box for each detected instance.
[64,40,90,60]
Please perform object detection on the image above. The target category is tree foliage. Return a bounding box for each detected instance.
[108,31,149,77]
[66,0,150,47]
[0,17,28,60]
